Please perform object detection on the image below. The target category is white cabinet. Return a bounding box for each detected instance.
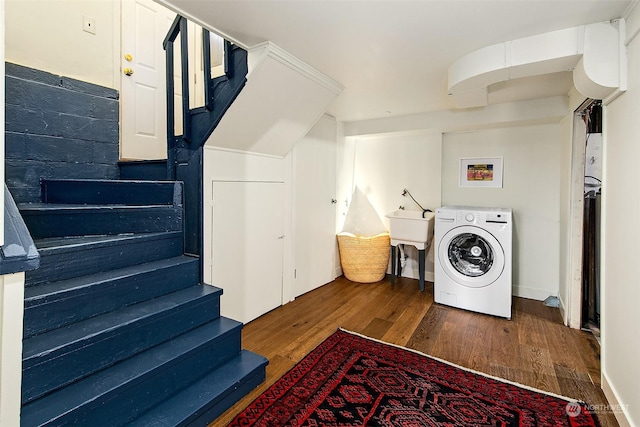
[211,181,284,324]
[204,148,289,324]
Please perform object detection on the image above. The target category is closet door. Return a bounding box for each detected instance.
[293,117,337,297]
[212,181,284,324]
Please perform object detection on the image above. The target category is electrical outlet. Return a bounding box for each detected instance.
[83,16,96,35]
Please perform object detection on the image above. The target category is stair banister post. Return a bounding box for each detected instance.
[179,17,191,143]
[163,14,182,180]
[165,42,176,180]
[224,40,234,78]
[202,29,214,111]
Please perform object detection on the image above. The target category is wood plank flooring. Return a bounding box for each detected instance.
[209,276,618,426]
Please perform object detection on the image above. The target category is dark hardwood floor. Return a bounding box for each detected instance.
[209,275,618,426]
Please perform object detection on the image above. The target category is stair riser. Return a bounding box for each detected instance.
[130,349,268,426]
[26,232,184,286]
[119,160,168,181]
[41,180,182,206]
[181,365,267,427]
[21,206,183,238]
[23,258,199,338]
[22,289,222,404]
[38,326,241,427]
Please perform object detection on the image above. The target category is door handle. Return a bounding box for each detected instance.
[123,68,134,76]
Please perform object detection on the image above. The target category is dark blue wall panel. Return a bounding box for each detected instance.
[4,63,120,203]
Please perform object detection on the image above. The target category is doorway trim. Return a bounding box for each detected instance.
[566,98,598,329]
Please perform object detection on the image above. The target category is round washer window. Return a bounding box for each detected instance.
[448,233,494,277]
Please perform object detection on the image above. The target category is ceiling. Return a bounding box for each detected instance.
[161,0,632,122]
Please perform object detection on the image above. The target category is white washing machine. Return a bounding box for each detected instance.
[434,206,512,319]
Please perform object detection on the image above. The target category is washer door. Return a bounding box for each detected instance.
[438,225,505,288]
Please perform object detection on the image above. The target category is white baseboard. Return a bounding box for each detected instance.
[396,270,434,283]
[557,294,568,326]
[512,285,553,301]
[601,371,633,427]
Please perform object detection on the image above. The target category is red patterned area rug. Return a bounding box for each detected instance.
[229,329,600,427]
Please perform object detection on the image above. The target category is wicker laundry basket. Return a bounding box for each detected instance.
[337,232,390,283]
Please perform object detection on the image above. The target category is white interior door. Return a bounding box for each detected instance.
[293,117,337,297]
[121,0,176,160]
[211,181,284,324]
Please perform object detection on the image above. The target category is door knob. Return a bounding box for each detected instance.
[124,53,133,62]
[123,68,134,76]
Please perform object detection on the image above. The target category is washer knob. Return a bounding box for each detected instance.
[465,213,475,222]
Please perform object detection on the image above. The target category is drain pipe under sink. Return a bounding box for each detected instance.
[399,244,407,268]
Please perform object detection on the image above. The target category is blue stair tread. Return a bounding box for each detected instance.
[23,255,200,339]
[24,255,197,305]
[132,350,269,426]
[23,284,222,362]
[44,179,173,183]
[33,232,181,252]
[20,202,173,209]
[27,232,184,287]
[20,317,243,427]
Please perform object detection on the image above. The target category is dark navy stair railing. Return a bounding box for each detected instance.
[162,15,248,264]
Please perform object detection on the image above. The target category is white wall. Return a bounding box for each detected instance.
[5,0,118,90]
[337,131,442,279]
[598,5,640,425]
[1,0,4,245]
[0,5,22,425]
[0,273,25,426]
[442,124,564,300]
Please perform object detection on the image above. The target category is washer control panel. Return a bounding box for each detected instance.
[454,210,511,225]
[486,212,509,224]
[437,207,512,227]
[457,211,477,224]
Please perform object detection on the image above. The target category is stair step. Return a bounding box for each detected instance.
[41,179,182,206]
[26,232,184,286]
[22,284,223,404]
[20,317,243,427]
[119,159,169,181]
[18,203,183,238]
[24,255,200,338]
[132,350,268,427]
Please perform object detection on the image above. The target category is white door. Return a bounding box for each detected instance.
[211,181,284,324]
[120,0,176,160]
[293,117,337,297]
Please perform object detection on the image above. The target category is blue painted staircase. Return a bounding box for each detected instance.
[19,179,268,426]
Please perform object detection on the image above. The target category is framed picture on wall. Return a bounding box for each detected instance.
[459,157,503,188]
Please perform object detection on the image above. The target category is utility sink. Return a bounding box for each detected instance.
[385,210,435,250]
